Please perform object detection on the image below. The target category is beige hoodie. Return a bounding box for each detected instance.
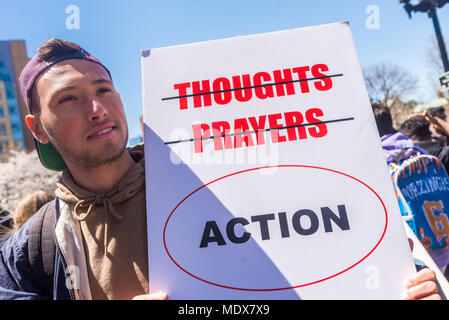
[55,144,149,300]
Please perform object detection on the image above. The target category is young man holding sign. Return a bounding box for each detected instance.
[0,38,440,300]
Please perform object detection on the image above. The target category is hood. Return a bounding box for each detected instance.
[381,132,419,163]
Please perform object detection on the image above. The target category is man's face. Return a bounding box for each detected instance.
[32,59,128,169]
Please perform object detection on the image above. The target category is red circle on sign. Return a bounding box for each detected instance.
[163,165,388,291]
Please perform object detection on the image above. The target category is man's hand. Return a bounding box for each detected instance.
[132,292,168,300]
[423,111,449,137]
[403,238,442,300]
[402,268,441,300]
[407,111,447,132]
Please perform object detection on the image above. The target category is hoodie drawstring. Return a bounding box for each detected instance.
[73,195,123,221]
[73,195,123,253]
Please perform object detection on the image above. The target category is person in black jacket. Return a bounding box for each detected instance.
[400,115,449,173]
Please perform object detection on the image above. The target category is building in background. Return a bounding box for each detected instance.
[0,40,33,160]
[0,80,15,160]
[128,135,143,146]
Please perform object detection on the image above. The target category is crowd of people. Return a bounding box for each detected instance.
[373,103,449,170]
[373,102,449,280]
[0,38,444,300]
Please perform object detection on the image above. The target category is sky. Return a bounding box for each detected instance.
[0,0,448,140]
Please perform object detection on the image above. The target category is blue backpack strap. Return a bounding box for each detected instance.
[28,199,57,296]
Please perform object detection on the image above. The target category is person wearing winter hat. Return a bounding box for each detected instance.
[0,38,165,300]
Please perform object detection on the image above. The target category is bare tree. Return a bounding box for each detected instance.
[363,63,418,104]
[425,35,449,95]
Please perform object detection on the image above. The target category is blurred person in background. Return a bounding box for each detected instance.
[0,191,53,248]
[427,106,449,146]
[372,103,424,163]
[400,116,449,173]
[11,191,54,230]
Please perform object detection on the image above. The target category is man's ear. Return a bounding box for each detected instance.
[25,114,50,144]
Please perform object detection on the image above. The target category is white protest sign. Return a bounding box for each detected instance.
[141,21,416,299]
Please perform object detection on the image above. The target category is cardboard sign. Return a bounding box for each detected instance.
[141,22,416,299]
